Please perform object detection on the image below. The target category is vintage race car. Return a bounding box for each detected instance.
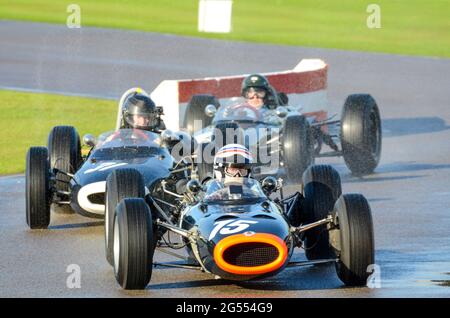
[183,92,382,184]
[106,164,375,290]
[146,60,381,184]
[25,89,194,234]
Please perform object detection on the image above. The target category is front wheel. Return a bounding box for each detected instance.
[302,165,342,260]
[26,147,51,229]
[105,168,145,266]
[303,165,342,260]
[331,194,375,286]
[113,198,154,290]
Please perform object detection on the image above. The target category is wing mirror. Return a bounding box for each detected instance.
[83,134,97,147]
[204,104,217,117]
[276,106,288,118]
[161,129,178,143]
[261,176,277,194]
[186,179,202,194]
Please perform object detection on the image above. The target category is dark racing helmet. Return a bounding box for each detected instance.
[121,94,160,131]
[241,74,270,97]
[241,74,279,108]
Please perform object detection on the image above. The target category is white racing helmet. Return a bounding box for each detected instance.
[213,144,253,184]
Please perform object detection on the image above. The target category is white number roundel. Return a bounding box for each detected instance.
[209,219,258,240]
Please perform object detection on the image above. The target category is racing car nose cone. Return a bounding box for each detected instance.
[213,233,288,275]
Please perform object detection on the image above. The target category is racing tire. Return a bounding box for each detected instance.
[196,143,215,184]
[282,115,314,185]
[331,194,375,286]
[302,164,342,260]
[48,126,82,214]
[341,94,382,176]
[184,94,219,135]
[105,168,145,266]
[113,198,154,290]
[26,147,51,229]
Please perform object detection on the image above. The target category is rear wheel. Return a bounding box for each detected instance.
[183,94,219,135]
[48,126,81,213]
[105,169,145,266]
[26,147,51,229]
[341,94,382,176]
[113,198,154,290]
[282,115,314,185]
[196,143,215,183]
[331,194,375,286]
[302,165,342,260]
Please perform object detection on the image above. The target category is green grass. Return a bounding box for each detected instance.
[0,90,116,174]
[0,0,448,57]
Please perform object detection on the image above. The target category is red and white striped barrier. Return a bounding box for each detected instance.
[117,59,329,131]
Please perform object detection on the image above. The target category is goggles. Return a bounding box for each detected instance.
[225,166,249,177]
[244,88,267,99]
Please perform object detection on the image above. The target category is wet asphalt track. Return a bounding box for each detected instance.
[1,21,450,297]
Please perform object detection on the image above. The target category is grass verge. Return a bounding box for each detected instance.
[0,89,116,174]
[0,0,448,57]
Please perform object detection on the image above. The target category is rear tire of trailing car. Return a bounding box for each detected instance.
[48,126,82,214]
[302,164,342,260]
[331,194,375,286]
[105,168,145,266]
[341,94,382,176]
[114,198,154,290]
[26,147,51,229]
[184,94,219,136]
[282,115,314,185]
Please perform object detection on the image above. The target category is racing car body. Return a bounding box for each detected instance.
[107,164,375,290]
[179,178,292,280]
[187,93,381,184]
[70,129,174,218]
[147,59,382,183]
[25,128,186,227]
[25,88,193,229]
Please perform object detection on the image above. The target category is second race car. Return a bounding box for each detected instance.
[184,92,382,185]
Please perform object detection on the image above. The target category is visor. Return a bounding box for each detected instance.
[244,87,267,99]
[125,113,158,129]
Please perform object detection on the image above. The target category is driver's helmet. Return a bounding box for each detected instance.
[213,144,253,184]
[241,74,271,100]
[121,93,160,131]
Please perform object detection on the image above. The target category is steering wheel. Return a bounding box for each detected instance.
[231,104,262,121]
[106,129,150,144]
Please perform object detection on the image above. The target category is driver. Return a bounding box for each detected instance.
[120,93,166,133]
[241,74,277,110]
[241,74,285,125]
[204,144,255,201]
[101,93,166,146]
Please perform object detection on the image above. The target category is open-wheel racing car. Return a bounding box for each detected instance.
[25,88,195,231]
[106,162,375,290]
[183,92,382,184]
